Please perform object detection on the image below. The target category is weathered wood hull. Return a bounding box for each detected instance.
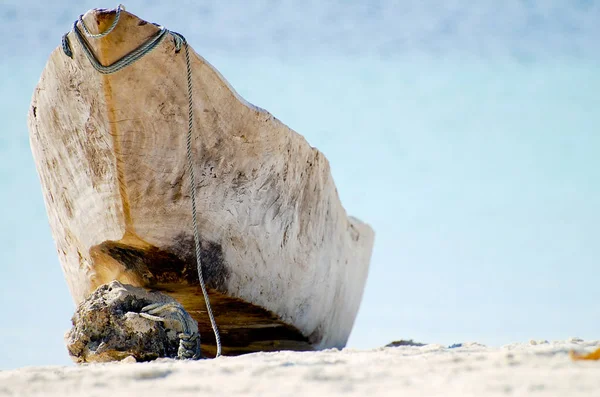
[28,7,374,356]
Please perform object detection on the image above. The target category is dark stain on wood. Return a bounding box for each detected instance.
[166,233,230,291]
[93,233,230,290]
[61,192,74,219]
[90,234,311,356]
[95,8,119,26]
[168,172,184,203]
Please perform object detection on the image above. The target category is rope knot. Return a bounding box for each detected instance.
[178,332,201,360]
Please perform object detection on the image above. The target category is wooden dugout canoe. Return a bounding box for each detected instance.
[28,6,374,357]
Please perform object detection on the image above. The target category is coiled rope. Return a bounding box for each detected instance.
[61,5,222,358]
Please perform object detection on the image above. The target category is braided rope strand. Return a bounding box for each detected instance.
[67,21,169,74]
[182,38,222,358]
[78,4,124,38]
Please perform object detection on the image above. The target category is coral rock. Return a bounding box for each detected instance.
[66,281,198,363]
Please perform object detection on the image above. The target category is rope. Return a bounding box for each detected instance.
[140,302,201,359]
[61,6,222,358]
[78,4,124,38]
[63,20,170,74]
[179,33,222,358]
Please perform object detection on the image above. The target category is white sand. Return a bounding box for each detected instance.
[1,340,599,397]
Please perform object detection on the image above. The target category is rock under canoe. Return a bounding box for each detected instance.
[28,6,374,357]
[66,280,200,363]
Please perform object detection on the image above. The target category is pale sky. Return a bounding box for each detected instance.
[1,1,598,369]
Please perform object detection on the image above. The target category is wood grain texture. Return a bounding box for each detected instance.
[28,6,374,353]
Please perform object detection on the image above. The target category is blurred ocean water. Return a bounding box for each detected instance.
[0,1,598,369]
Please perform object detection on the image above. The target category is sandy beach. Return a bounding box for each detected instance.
[2,339,599,397]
